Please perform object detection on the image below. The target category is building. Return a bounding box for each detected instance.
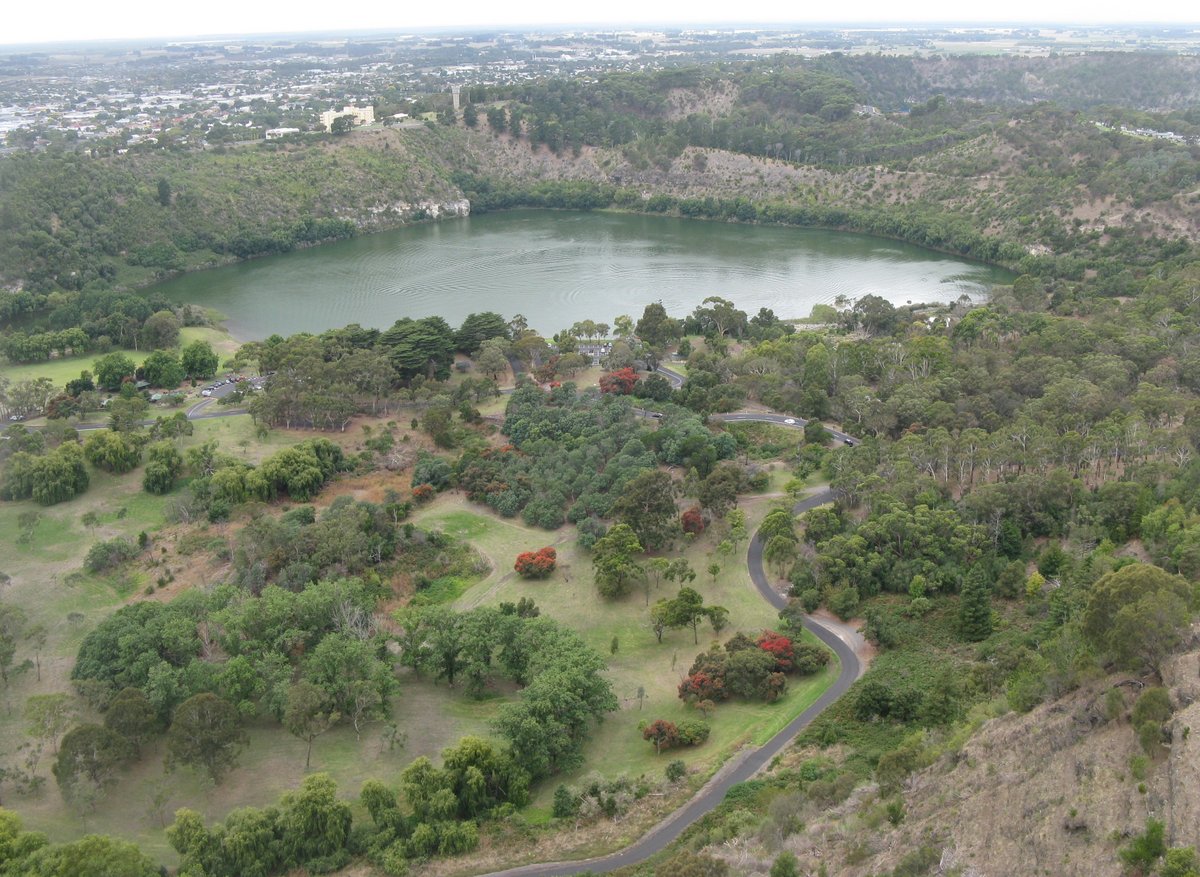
[319,105,375,132]
[265,127,300,139]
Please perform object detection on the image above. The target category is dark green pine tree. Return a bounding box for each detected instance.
[959,565,993,642]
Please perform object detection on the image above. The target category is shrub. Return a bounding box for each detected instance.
[84,538,139,573]
[676,719,710,746]
[792,642,831,675]
[514,546,557,579]
[681,506,706,535]
[552,784,579,818]
[757,630,795,672]
[412,484,435,503]
[411,455,452,490]
[828,583,860,619]
[665,760,686,782]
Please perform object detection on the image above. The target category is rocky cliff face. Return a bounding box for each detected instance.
[710,644,1200,877]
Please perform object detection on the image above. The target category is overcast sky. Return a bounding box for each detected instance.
[4,0,1198,46]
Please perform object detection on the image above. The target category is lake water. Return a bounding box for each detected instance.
[150,210,1013,339]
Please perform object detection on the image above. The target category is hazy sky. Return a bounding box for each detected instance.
[5,0,1197,45]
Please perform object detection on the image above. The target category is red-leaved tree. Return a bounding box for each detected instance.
[678,671,726,703]
[757,630,795,673]
[642,719,680,754]
[599,367,639,395]
[680,506,706,535]
[514,546,557,579]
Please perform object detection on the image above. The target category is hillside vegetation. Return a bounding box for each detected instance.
[3,53,1199,306]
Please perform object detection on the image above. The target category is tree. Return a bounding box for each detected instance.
[475,341,511,381]
[107,395,149,433]
[141,350,184,388]
[330,114,355,134]
[757,631,796,672]
[727,508,748,548]
[104,688,157,754]
[53,724,130,805]
[725,648,785,701]
[763,535,798,579]
[650,601,671,643]
[487,105,507,133]
[456,312,510,353]
[0,602,27,686]
[84,430,141,474]
[1160,848,1200,877]
[681,506,705,535]
[165,693,248,782]
[20,833,160,877]
[1082,563,1196,674]
[699,463,743,517]
[611,469,678,549]
[142,440,184,494]
[141,310,181,350]
[642,719,679,754]
[93,353,136,391]
[592,523,644,598]
[381,316,456,382]
[462,102,479,128]
[599,367,639,395]
[25,693,75,754]
[284,681,339,770]
[959,566,993,641]
[635,302,682,348]
[302,633,394,733]
[664,587,709,644]
[180,340,219,379]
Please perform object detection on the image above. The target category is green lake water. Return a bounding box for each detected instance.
[150,209,1014,338]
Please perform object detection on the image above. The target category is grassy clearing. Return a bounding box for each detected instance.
[418,487,838,805]
[0,419,384,856]
[14,673,494,861]
[0,326,242,389]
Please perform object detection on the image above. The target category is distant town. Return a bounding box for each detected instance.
[2,24,1200,154]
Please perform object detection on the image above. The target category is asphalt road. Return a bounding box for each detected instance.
[68,379,251,432]
[476,483,859,877]
[654,364,686,388]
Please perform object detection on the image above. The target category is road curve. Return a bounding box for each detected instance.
[477,483,860,877]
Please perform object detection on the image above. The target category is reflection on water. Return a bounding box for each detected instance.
[150,209,1013,339]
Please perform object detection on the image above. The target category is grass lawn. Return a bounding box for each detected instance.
[416,489,838,807]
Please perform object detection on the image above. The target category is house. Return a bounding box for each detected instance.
[319,105,375,132]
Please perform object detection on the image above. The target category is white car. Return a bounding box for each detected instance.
[783,418,796,425]
[201,389,212,397]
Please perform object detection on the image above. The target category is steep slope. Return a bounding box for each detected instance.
[699,643,1200,877]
